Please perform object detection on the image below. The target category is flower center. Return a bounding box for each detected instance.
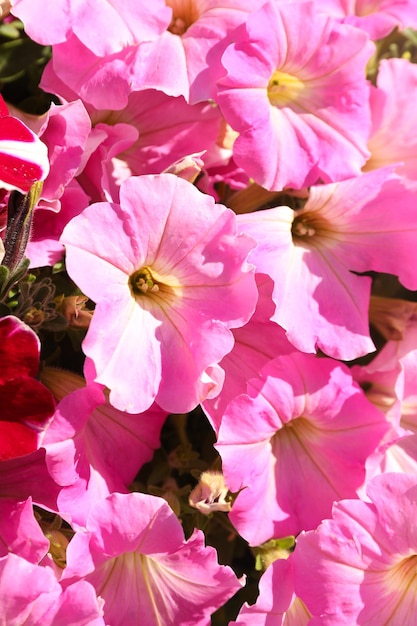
[166,0,200,35]
[273,417,322,461]
[129,267,160,297]
[355,1,380,17]
[267,71,305,107]
[291,210,338,248]
[292,216,317,239]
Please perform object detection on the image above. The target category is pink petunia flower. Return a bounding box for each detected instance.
[38,72,222,204]
[0,498,49,563]
[202,273,294,434]
[314,0,417,40]
[0,95,49,193]
[61,173,257,414]
[216,352,389,545]
[26,181,90,267]
[216,0,373,191]
[13,0,170,110]
[127,0,265,103]
[0,553,104,625]
[41,367,167,527]
[294,472,417,624]
[363,58,417,189]
[29,1,260,106]
[62,492,242,626]
[353,310,417,475]
[238,167,417,360]
[232,556,311,626]
[79,89,221,202]
[11,0,170,55]
[40,35,140,111]
[383,350,417,473]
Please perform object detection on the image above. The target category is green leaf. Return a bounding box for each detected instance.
[0,264,10,285]
[253,536,296,571]
[0,38,50,81]
[0,21,24,40]
[402,28,417,47]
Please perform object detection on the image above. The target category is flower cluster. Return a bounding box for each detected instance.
[2,1,417,624]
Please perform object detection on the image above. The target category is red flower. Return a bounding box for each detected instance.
[0,95,49,193]
[0,316,55,461]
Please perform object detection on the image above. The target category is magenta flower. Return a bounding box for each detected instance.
[216,352,389,545]
[294,472,417,624]
[27,1,260,106]
[364,58,417,189]
[13,0,170,110]
[11,0,170,55]
[203,273,295,434]
[61,174,257,413]
[216,0,373,191]
[232,556,311,626]
[353,315,417,475]
[239,167,417,360]
[42,367,167,526]
[77,89,221,203]
[384,351,417,473]
[0,95,49,193]
[0,316,55,461]
[127,0,264,103]
[62,492,242,626]
[26,181,90,268]
[0,498,49,563]
[316,0,417,40]
[0,554,104,625]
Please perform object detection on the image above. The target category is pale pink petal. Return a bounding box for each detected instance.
[239,168,417,359]
[0,554,104,625]
[203,273,295,433]
[217,1,372,190]
[63,492,241,626]
[12,0,170,54]
[317,0,417,39]
[43,374,167,526]
[294,473,417,624]
[364,58,417,188]
[61,174,257,414]
[233,557,311,626]
[217,353,389,544]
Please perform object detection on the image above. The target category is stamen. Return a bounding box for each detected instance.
[166,0,200,36]
[292,217,316,238]
[129,267,160,297]
[169,17,187,35]
[267,71,305,106]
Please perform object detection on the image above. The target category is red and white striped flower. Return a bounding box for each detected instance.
[0,95,49,193]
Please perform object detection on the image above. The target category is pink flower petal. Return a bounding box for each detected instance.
[61,174,257,413]
[63,492,241,626]
[217,353,389,544]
